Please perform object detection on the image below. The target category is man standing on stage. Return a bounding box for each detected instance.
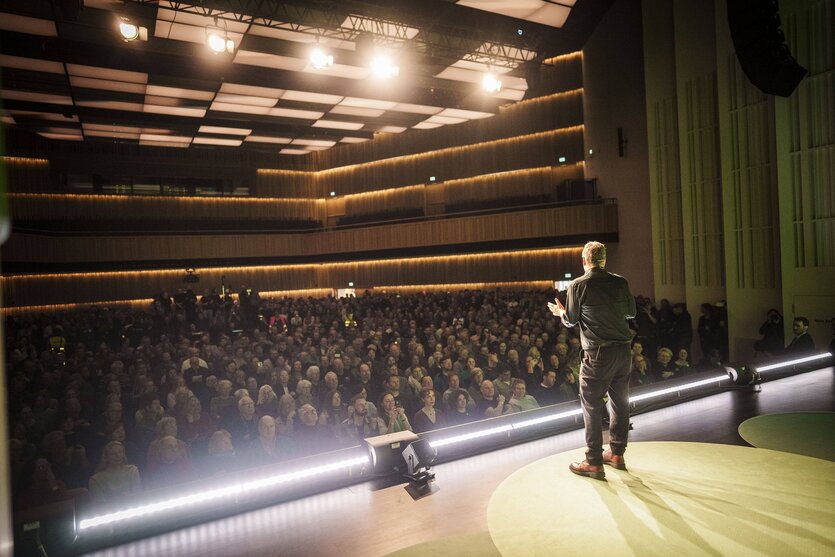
[548,241,636,480]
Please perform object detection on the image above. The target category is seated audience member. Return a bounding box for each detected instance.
[89,441,141,503]
[294,379,316,409]
[181,351,210,404]
[102,421,142,473]
[467,368,484,402]
[248,416,294,464]
[144,436,192,490]
[631,354,652,387]
[446,391,474,426]
[522,349,544,391]
[419,375,441,403]
[319,371,343,409]
[533,370,562,406]
[473,380,506,418]
[406,365,427,399]
[382,374,417,418]
[204,430,238,476]
[785,316,816,355]
[442,372,469,412]
[340,395,386,445]
[15,457,75,510]
[274,369,294,397]
[147,417,188,469]
[209,380,236,422]
[318,390,349,431]
[275,394,297,436]
[255,385,279,418]
[674,349,691,374]
[754,308,784,357]
[178,396,216,456]
[41,430,90,490]
[655,347,676,380]
[558,360,579,401]
[696,348,724,371]
[223,397,259,447]
[493,368,513,401]
[413,388,444,433]
[245,377,260,401]
[379,392,413,433]
[506,379,540,413]
[135,393,165,445]
[293,404,334,456]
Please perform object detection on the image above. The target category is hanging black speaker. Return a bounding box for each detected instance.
[726,0,807,97]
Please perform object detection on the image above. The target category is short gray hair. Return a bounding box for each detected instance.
[582,241,606,267]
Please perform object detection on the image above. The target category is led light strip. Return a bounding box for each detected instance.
[430,374,730,449]
[627,374,729,403]
[754,352,831,373]
[429,424,513,449]
[78,455,369,531]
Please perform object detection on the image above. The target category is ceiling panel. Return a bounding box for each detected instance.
[0,0,599,153]
[0,55,65,74]
[0,13,57,37]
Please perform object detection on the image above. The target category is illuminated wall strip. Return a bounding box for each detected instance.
[9,193,323,204]
[78,454,369,531]
[0,156,49,164]
[542,52,584,65]
[754,352,831,373]
[259,288,333,299]
[0,298,153,315]
[0,246,582,282]
[375,280,553,294]
[259,126,584,177]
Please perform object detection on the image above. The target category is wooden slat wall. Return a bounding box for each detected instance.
[0,247,585,308]
[263,127,585,197]
[8,193,327,223]
[312,83,584,169]
[2,204,615,264]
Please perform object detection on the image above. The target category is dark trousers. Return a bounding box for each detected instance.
[578,343,632,465]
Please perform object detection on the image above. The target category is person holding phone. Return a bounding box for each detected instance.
[548,241,636,480]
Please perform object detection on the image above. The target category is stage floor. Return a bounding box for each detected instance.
[85,367,835,557]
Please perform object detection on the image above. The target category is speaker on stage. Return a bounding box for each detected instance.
[726,0,807,97]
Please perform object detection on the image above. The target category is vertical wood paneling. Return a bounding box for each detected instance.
[785,0,835,269]
[727,56,779,289]
[683,73,725,287]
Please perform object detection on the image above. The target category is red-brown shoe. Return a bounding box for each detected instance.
[602,449,626,470]
[569,460,605,480]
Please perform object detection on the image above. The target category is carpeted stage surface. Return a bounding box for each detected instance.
[385,441,835,556]
[485,442,835,556]
[384,532,501,557]
[738,412,835,461]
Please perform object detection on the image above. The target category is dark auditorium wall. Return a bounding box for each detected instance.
[642,0,835,360]
[581,0,653,296]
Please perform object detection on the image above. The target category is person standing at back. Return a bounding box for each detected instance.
[548,241,636,480]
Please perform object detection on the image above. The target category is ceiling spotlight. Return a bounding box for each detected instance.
[206,26,234,54]
[310,47,334,69]
[118,17,147,42]
[370,54,399,79]
[482,72,502,93]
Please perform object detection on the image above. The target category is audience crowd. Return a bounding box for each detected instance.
[6,287,735,510]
